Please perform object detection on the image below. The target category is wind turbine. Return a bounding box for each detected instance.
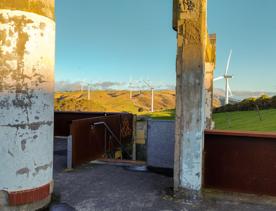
[80,80,86,92]
[214,50,233,105]
[143,80,155,112]
[128,77,133,99]
[87,82,93,101]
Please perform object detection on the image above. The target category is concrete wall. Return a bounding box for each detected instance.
[147,120,175,169]
[134,119,147,161]
[0,0,55,208]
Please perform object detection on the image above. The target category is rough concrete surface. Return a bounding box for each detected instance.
[174,0,207,190]
[53,138,276,211]
[0,8,55,192]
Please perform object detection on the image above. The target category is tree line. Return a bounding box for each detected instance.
[214,95,276,113]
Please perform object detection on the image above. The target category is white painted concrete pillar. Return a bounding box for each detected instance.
[0,0,55,209]
[173,0,208,191]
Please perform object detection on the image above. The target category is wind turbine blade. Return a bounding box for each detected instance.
[128,76,132,87]
[225,49,232,75]
[227,83,233,97]
[214,76,224,81]
[143,80,151,88]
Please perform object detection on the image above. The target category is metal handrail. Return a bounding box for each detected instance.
[92,122,131,159]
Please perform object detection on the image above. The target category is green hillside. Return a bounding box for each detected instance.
[55,91,276,132]
[213,109,276,132]
[143,109,276,132]
[55,90,175,114]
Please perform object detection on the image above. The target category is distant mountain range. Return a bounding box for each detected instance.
[54,81,276,108]
[214,88,276,99]
[213,88,276,107]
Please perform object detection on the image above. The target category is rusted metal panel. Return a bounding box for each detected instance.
[54,112,117,136]
[71,116,105,167]
[70,113,133,167]
[120,114,133,144]
[204,129,276,196]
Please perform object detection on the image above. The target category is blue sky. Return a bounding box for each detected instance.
[56,0,276,92]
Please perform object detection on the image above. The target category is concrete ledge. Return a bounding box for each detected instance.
[0,0,55,20]
[205,129,276,139]
[173,188,276,207]
[1,195,51,211]
[202,189,276,206]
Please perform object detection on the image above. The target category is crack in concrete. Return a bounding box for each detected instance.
[21,139,26,151]
[0,121,53,130]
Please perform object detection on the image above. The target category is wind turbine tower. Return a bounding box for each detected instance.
[144,80,155,112]
[87,82,92,101]
[128,77,133,99]
[214,50,233,105]
[80,80,85,92]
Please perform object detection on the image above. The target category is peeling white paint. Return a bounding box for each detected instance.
[0,10,55,192]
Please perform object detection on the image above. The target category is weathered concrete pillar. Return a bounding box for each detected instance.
[173,0,207,191]
[0,0,55,209]
[204,34,216,129]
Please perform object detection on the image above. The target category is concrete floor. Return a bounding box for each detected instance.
[53,138,276,211]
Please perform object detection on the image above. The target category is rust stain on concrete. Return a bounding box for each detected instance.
[16,167,30,177]
[21,139,26,151]
[39,22,46,30]
[0,12,51,125]
[33,162,52,177]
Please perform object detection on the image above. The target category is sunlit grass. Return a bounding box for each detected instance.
[141,109,175,120]
[55,90,175,114]
[55,91,276,132]
[213,109,276,132]
[141,109,276,132]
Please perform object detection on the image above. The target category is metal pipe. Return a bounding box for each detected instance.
[93,122,131,158]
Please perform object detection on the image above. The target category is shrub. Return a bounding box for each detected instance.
[138,107,144,112]
[256,95,271,109]
[214,95,276,113]
[270,96,276,108]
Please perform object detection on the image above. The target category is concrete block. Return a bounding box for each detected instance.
[147,120,175,169]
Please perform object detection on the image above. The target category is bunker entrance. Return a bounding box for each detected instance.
[54,111,134,168]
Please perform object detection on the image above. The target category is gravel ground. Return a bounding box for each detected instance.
[52,138,276,211]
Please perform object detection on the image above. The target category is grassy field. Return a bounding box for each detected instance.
[54,91,276,132]
[141,109,176,120]
[142,109,276,132]
[213,109,276,132]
